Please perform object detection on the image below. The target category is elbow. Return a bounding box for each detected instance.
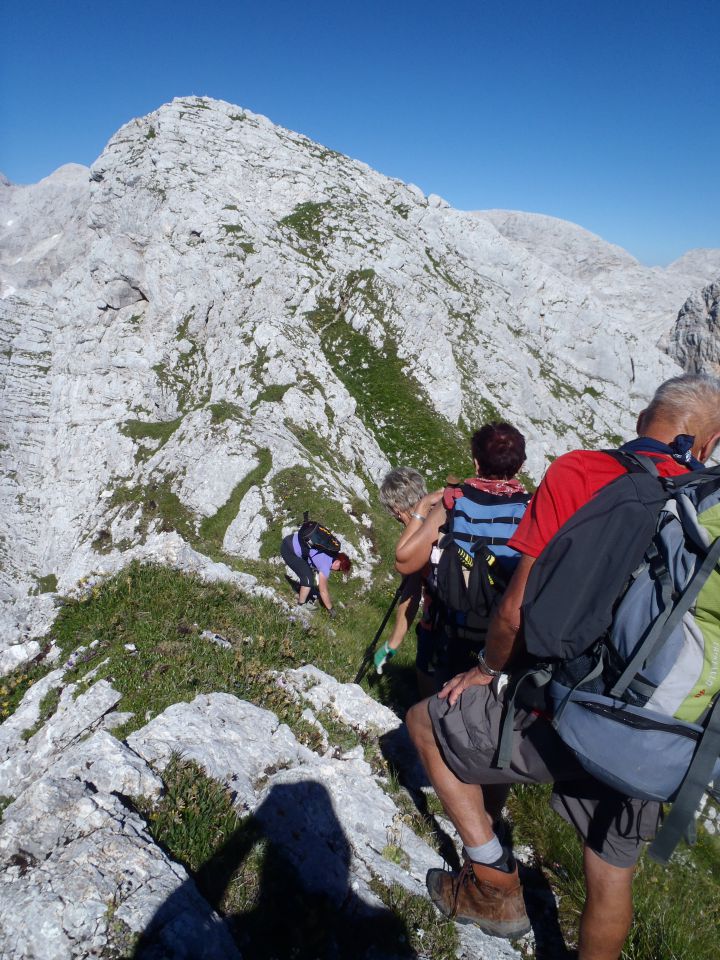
[394,540,428,575]
[492,595,523,637]
[395,554,420,576]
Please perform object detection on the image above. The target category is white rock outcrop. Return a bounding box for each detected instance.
[0,774,240,960]
[0,668,524,959]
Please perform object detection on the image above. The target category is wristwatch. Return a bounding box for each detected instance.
[477,649,503,678]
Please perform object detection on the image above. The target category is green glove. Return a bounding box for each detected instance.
[374,641,397,674]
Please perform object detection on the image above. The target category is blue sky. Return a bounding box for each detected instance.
[2,0,718,265]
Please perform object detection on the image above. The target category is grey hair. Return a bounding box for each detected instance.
[643,374,720,434]
[379,467,427,514]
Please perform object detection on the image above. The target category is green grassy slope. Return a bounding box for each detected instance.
[3,558,719,960]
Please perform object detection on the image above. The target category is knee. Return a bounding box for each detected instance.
[583,847,634,905]
[406,699,432,750]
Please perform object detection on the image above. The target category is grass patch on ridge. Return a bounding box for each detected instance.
[54,562,332,739]
[21,686,61,741]
[308,296,469,487]
[105,449,273,579]
[200,449,272,548]
[280,201,332,244]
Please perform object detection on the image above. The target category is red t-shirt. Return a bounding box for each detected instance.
[509,449,690,558]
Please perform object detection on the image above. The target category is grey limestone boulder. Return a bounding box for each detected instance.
[126,692,315,812]
[667,280,720,375]
[0,679,122,796]
[0,773,239,960]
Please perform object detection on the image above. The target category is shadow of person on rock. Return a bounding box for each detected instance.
[134,779,417,960]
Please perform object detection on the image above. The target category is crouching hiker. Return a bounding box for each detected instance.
[281,518,351,618]
[406,374,720,957]
[378,467,443,698]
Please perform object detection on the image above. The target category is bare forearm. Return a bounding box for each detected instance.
[395,498,445,574]
[387,588,421,648]
[484,554,535,671]
[483,606,523,671]
[317,576,332,609]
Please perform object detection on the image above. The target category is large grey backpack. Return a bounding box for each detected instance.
[508,455,720,863]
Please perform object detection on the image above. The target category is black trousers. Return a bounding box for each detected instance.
[281,534,315,588]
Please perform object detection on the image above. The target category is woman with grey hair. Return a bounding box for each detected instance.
[378,466,429,524]
[377,467,443,697]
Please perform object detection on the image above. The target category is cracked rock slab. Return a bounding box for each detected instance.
[126,691,315,811]
[0,679,122,796]
[0,774,240,960]
[283,665,402,735]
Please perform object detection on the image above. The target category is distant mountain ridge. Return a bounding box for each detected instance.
[0,95,719,670]
[473,209,720,336]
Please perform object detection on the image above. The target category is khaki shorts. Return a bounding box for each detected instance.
[428,680,661,869]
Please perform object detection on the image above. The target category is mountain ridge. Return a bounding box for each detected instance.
[1,95,720,960]
[1,94,719,667]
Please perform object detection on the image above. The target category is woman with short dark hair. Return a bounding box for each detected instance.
[395,421,530,679]
[471,422,526,480]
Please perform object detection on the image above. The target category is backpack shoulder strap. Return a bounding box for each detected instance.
[603,449,660,477]
[442,480,464,512]
[299,511,312,562]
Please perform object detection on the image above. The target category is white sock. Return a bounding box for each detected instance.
[465,835,503,864]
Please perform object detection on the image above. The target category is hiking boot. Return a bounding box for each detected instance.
[426,858,530,939]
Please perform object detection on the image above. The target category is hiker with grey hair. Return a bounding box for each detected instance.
[405,374,720,956]
[377,467,442,696]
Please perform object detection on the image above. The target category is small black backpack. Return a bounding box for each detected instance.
[298,511,341,564]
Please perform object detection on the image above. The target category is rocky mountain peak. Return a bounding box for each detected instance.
[667,280,720,375]
[1,95,720,960]
[0,94,719,667]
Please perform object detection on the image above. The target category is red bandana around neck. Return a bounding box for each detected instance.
[443,475,527,509]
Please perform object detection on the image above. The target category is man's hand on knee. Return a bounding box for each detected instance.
[440,666,492,706]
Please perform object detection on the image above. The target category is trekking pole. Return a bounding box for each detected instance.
[354,580,406,684]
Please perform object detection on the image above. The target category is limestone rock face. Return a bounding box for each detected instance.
[1,95,719,669]
[0,164,92,297]
[0,678,122,796]
[127,693,315,812]
[0,772,240,960]
[0,668,522,960]
[666,281,720,375]
[0,663,243,960]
